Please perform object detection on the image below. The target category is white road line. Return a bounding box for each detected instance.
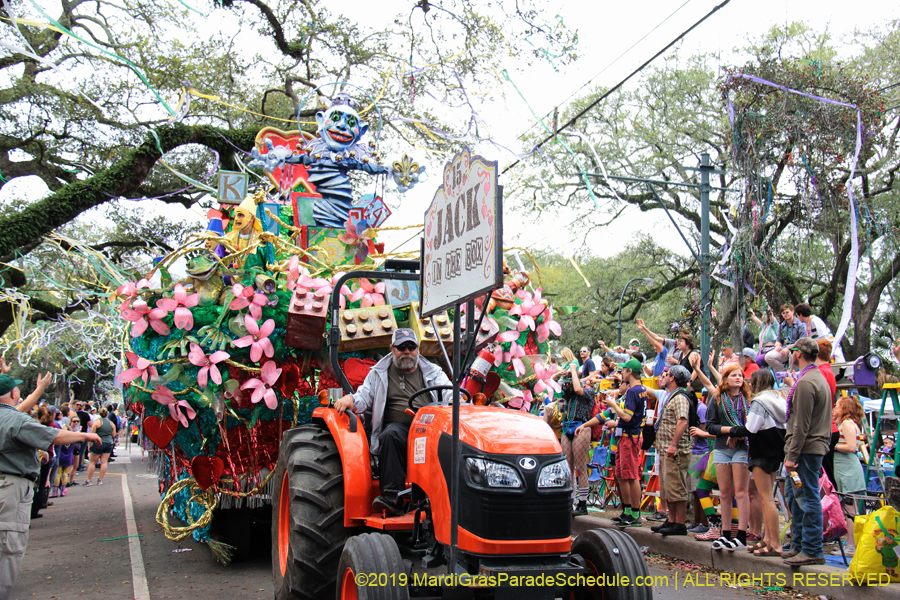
[121,474,151,600]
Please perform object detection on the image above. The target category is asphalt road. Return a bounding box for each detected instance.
[12,445,799,600]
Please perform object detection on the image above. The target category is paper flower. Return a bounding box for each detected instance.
[116,279,150,309]
[231,315,275,363]
[509,289,548,332]
[332,274,353,309]
[188,343,230,389]
[536,306,562,343]
[533,362,561,395]
[493,330,526,377]
[151,385,196,428]
[241,360,282,410]
[290,257,333,296]
[122,299,170,337]
[508,389,533,412]
[118,352,158,387]
[228,283,268,321]
[156,284,200,330]
[350,278,385,307]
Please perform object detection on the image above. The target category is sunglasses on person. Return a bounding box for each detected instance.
[394,342,417,352]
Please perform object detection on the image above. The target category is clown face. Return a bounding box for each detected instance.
[233,207,255,233]
[315,105,368,153]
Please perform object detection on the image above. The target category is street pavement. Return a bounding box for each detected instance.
[10,446,825,600]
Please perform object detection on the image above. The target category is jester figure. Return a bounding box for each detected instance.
[250,93,388,228]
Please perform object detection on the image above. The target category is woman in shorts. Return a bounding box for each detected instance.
[691,358,751,551]
[84,407,117,486]
[719,370,786,556]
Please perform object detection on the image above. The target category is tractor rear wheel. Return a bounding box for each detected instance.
[571,528,652,600]
[272,424,351,600]
[336,533,409,600]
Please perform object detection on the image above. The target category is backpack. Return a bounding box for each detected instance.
[668,387,700,429]
[590,399,604,442]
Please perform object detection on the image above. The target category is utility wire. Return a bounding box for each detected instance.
[502,0,732,176]
[513,0,697,144]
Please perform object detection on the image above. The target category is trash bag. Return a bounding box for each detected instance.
[849,505,900,585]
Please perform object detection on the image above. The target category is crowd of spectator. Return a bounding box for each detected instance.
[543,301,892,569]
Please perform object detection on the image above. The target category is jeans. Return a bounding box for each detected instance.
[786,454,824,558]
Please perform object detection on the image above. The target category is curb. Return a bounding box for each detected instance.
[573,515,900,600]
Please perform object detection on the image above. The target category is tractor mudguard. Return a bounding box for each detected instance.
[312,406,374,526]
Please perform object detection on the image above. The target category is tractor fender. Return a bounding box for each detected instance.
[312,406,373,526]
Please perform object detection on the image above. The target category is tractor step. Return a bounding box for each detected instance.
[363,512,416,530]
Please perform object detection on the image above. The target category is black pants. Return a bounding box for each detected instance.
[31,463,50,517]
[378,422,410,497]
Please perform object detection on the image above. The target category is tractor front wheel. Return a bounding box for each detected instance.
[571,528,652,600]
[272,424,350,600]
[336,533,409,600]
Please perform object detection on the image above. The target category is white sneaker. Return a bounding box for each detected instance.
[726,538,747,552]
[711,536,731,550]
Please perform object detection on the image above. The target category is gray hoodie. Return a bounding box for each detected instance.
[351,354,453,454]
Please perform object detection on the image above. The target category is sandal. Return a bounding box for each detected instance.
[747,541,767,552]
[754,546,783,557]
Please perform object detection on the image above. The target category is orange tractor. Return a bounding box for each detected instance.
[271,267,651,600]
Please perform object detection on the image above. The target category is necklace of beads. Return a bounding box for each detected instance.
[785,364,817,421]
[722,390,747,427]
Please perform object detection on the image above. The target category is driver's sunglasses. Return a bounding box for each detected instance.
[395,342,417,353]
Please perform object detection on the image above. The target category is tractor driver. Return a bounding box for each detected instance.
[334,328,452,515]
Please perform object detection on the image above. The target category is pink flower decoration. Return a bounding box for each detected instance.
[156,284,200,330]
[509,289,548,332]
[493,330,526,377]
[118,352,158,387]
[508,389,533,412]
[188,343,230,389]
[533,362,561,396]
[536,307,562,343]
[350,278,385,307]
[232,315,275,363]
[151,385,196,428]
[116,279,150,309]
[122,299,170,337]
[229,283,268,320]
[241,360,282,410]
[332,274,353,309]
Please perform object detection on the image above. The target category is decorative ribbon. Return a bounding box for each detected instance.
[727,73,862,351]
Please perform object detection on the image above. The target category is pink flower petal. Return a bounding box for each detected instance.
[258,319,275,338]
[497,330,520,343]
[244,315,260,335]
[248,303,262,320]
[241,378,263,391]
[250,343,263,363]
[229,297,249,311]
[263,388,278,410]
[174,306,194,330]
[156,298,178,311]
[130,319,149,337]
[197,366,209,389]
[188,344,206,367]
[250,386,265,405]
[209,364,222,385]
[209,351,230,363]
[232,335,254,348]
[118,368,145,384]
[149,319,171,336]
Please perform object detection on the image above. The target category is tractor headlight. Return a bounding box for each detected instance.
[537,460,571,489]
[465,457,522,489]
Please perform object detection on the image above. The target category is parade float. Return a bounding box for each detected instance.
[116,93,566,564]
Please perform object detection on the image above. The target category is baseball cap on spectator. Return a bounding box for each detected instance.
[0,374,23,396]
[391,328,418,347]
[668,365,692,387]
[617,358,643,373]
[785,337,818,357]
[741,348,757,361]
[629,338,640,347]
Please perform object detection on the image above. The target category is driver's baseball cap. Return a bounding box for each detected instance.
[391,328,418,347]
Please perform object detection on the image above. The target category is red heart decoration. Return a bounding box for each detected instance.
[277,363,300,398]
[143,416,179,448]
[191,455,225,490]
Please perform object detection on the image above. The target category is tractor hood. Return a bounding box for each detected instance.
[420,405,562,455]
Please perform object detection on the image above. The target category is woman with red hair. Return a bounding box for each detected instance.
[832,396,866,495]
[690,358,752,551]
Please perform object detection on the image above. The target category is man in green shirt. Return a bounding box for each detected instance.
[0,373,101,600]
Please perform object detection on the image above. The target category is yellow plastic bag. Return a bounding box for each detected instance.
[849,506,900,585]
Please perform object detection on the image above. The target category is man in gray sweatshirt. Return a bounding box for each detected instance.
[782,337,832,567]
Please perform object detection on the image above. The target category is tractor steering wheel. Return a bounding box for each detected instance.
[407,385,472,413]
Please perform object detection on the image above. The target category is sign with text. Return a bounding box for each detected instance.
[421,147,502,318]
[217,170,248,204]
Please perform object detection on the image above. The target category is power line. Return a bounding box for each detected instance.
[514,0,698,144]
[502,0,733,176]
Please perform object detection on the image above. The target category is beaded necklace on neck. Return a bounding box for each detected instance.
[785,363,817,420]
[721,390,747,427]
